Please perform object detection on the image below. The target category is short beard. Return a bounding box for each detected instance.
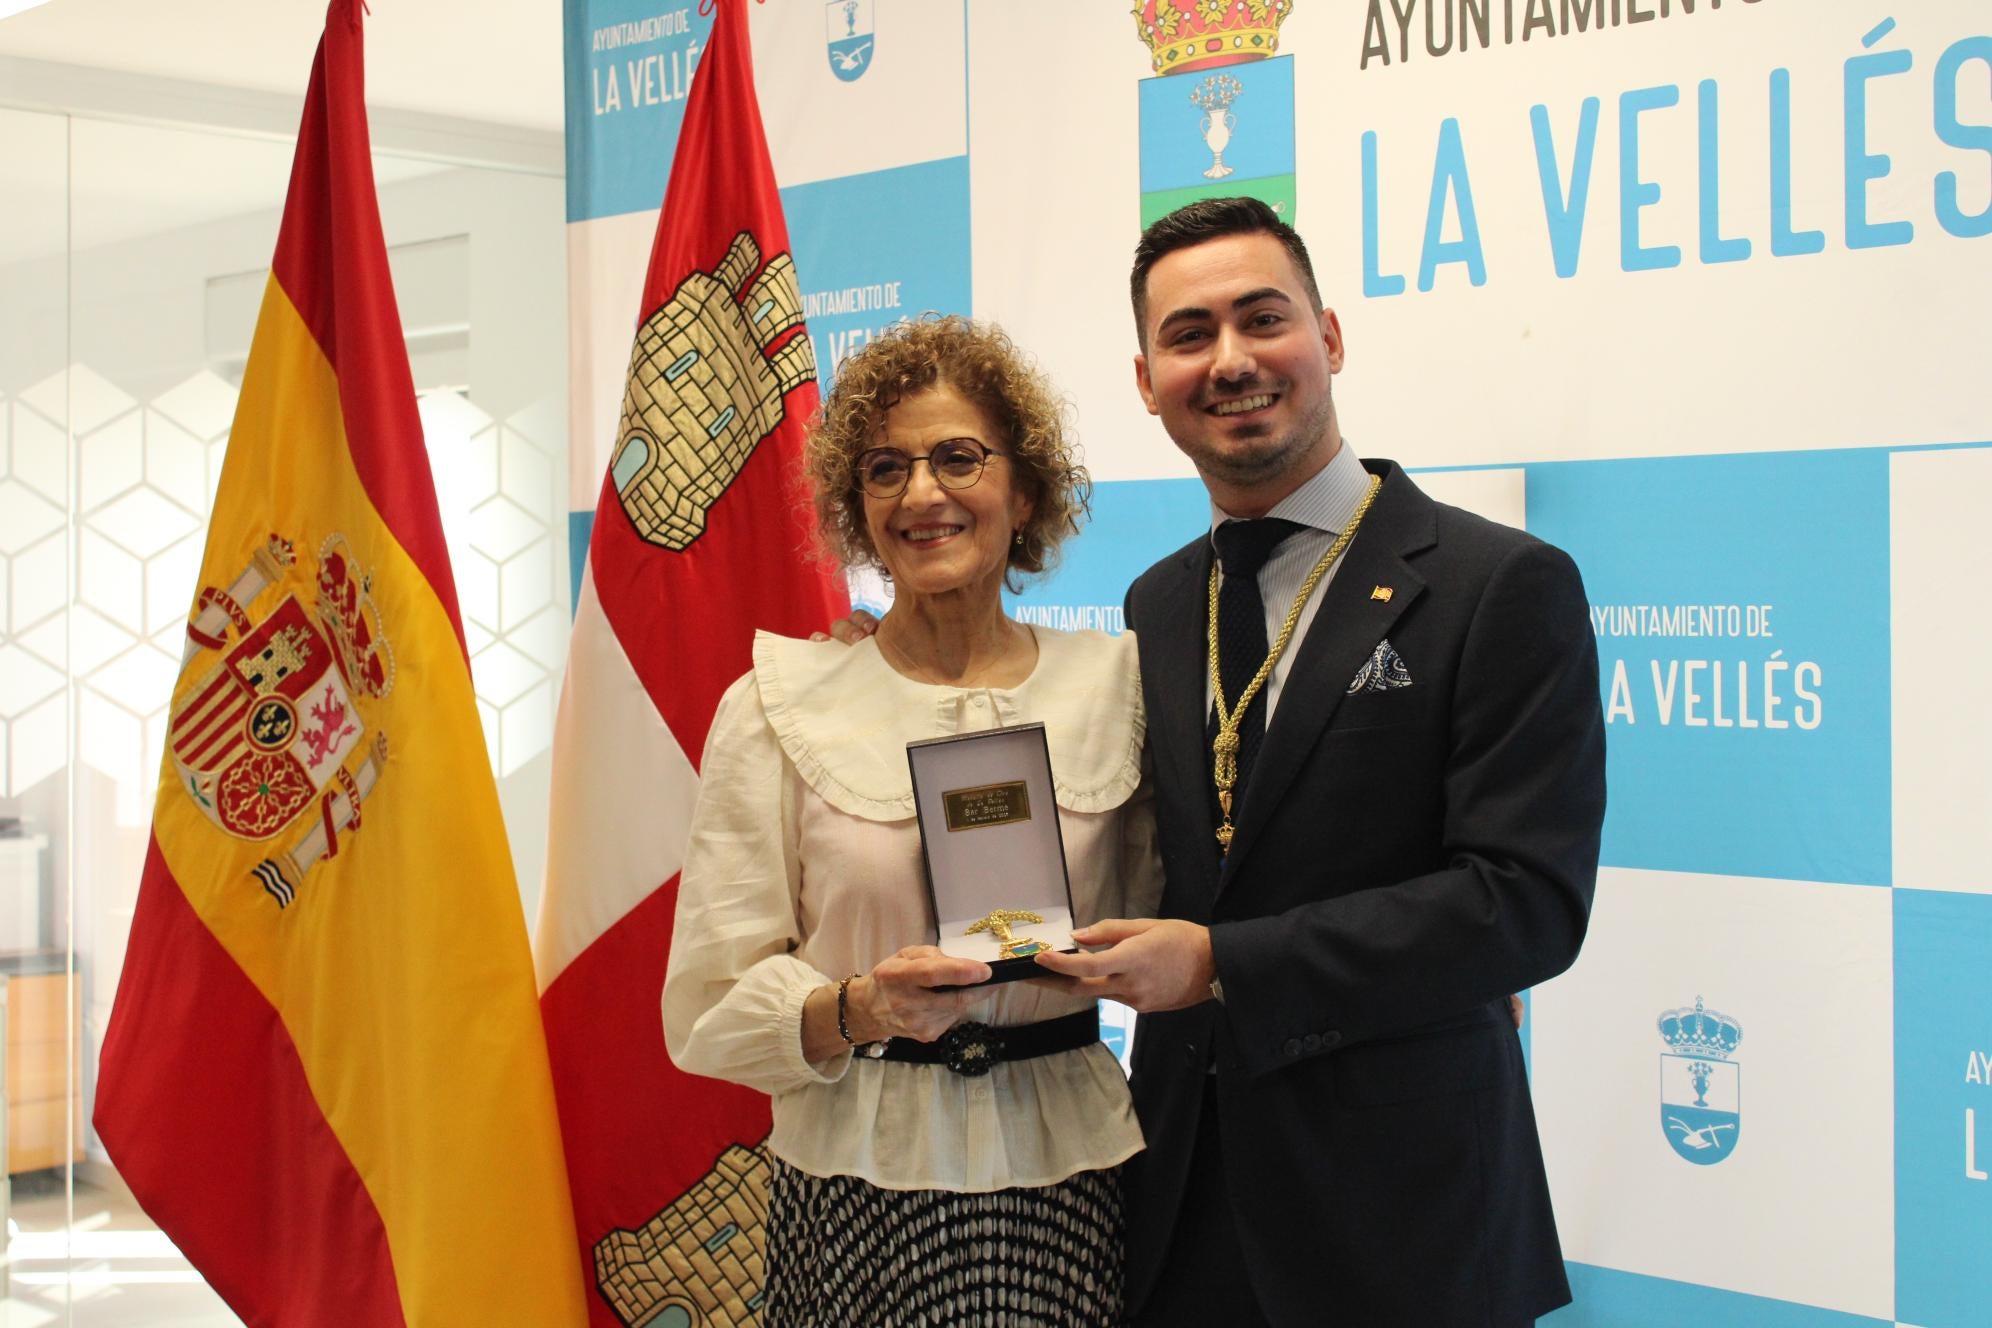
[1184,385,1335,489]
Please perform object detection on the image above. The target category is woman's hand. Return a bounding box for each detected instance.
[799,947,993,1063]
[849,946,993,1043]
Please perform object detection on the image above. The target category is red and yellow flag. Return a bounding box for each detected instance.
[94,4,586,1323]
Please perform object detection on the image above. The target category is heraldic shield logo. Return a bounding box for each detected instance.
[826,0,875,82]
[171,533,395,908]
[1134,0,1297,227]
[1658,996,1744,1166]
[609,230,815,552]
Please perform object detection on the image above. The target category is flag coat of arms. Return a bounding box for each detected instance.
[534,0,848,1322]
[94,4,587,1323]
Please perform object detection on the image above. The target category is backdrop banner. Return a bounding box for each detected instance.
[564,3,1992,1325]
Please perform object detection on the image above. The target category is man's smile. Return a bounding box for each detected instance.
[1207,392,1278,418]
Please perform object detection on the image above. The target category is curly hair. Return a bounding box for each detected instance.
[804,315,1090,589]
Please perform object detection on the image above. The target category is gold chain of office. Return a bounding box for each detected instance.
[1207,474,1383,852]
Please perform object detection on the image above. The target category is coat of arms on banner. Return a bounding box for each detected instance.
[171,533,394,908]
[594,1140,773,1326]
[1658,995,1743,1166]
[1133,0,1297,227]
[609,229,816,551]
[826,0,875,82]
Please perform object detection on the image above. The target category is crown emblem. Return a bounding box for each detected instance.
[1656,996,1743,1061]
[1132,0,1292,77]
[315,534,395,699]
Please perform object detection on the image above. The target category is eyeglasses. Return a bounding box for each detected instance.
[855,439,1006,498]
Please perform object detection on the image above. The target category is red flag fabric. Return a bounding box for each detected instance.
[533,0,848,1321]
[93,3,586,1323]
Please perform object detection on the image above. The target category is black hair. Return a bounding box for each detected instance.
[1129,196,1321,346]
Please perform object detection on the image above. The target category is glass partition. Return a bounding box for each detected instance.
[2,99,82,1323]
[0,106,568,1326]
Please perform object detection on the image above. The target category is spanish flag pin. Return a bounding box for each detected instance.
[1370,585,1394,603]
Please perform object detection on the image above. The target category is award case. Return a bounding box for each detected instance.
[906,721,1079,985]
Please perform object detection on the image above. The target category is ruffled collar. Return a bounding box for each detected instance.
[752,627,1144,822]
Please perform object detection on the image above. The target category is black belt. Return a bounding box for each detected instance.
[876,1010,1099,1078]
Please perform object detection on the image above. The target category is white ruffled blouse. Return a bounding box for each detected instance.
[662,626,1161,1192]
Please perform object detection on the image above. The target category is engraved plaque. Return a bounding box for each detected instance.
[943,781,1032,832]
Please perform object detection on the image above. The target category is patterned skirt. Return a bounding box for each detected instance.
[762,1159,1124,1328]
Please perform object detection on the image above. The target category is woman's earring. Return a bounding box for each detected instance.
[1013,530,1024,548]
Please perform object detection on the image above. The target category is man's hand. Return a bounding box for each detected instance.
[809,608,879,644]
[1509,993,1525,1030]
[1033,918,1215,1013]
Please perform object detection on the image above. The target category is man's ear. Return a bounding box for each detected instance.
[1133,353,1160,416]
[1320,307,1345,374]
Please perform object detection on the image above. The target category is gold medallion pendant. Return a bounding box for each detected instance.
[1207,475,1383,851]
[966,908,1048,959]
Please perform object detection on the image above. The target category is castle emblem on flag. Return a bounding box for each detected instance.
[825,0,874,82]
[1658,995,1744,1166]
[594,1140,774,1326]
[171,533,395,908]
[609,230,816,551]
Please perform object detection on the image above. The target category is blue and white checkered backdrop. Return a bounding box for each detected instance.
[562,4,1992,1323]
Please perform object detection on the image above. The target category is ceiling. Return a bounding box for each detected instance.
[0,0,566,132]
[0,116,448,264]
[0,0,558,266]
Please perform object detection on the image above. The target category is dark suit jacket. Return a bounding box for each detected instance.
[1122,459,1606,1327]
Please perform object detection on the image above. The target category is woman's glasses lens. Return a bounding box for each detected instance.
[860,452,911,493]
[857,442,994,497]
[929,441,987,483]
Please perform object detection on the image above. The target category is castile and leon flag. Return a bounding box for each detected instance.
[533,0,848,1324]
[93,2,587,1323]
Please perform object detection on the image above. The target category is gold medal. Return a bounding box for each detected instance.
[966,908,1048,959]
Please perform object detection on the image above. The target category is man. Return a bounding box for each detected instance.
[1033,197,1606,1326]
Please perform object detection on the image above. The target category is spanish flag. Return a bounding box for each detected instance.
[94,4,586,1323]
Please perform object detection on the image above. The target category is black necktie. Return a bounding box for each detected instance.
[1206,518,1306,840]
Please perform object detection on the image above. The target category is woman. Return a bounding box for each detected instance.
[662,315,1160,1326]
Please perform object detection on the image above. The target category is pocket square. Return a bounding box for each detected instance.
[1348,639,1413,695]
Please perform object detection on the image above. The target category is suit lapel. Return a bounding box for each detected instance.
[1218,463,1437,889]
[1144,540,1219,869]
